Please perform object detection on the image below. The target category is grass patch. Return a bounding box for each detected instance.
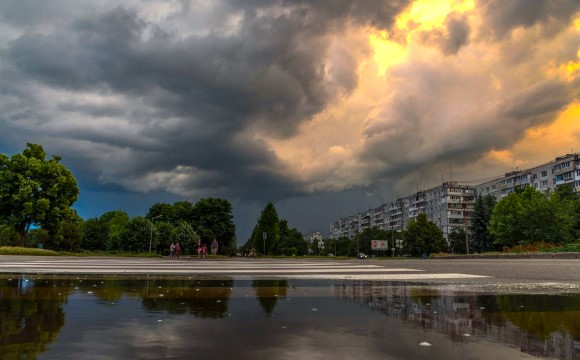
[539,243,580,253]
[0,246,60,256]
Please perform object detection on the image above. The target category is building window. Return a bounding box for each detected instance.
[541,171,548,177]
[563,172,573,179]
[562,161,570,168]
[542,180,548,186]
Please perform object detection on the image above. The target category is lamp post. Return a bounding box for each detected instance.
[149,215,162,253]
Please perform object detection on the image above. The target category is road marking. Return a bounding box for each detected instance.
[0,258,491,280]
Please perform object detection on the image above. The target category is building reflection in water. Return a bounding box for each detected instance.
[1,274,580,359]
[331,281,580,359]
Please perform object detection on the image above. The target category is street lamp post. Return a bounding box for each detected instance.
[149,215,162,253]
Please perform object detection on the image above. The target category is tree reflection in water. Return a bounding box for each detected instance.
[252,279,288,316]
[0,276,68,359]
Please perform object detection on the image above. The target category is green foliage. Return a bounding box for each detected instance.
[352,227,390,256]
[246,203,307,256]
[333,236,355,256]
[448,227,467,254]
[489,186,575,247]
[0,225,19,246]
[171,221,200,256]
[46,214,84,252]
[191,198,236,255]
[403,213,447,256]
[277,220,308,256]
[82,218,108,251]
[249,202,281,255]
[27,228,50,248]
[82,210,130,252]
[471,194,496,253]
[119,217,151,252]
[0,246,60,256]
[0,143,79,243]
[155,221,174,254]
[258,202,281,255]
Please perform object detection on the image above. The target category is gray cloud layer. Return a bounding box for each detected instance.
[0,0,578,239]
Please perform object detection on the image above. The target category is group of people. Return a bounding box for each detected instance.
[169,242,181,258]
[168,239,219,259]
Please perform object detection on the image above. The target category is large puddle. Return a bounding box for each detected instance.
[1,274,579,359]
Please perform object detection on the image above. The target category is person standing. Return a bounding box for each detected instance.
[211,239,219,256]
[175,242,181,258]
[169,242,175,258]
[196,239,202,259]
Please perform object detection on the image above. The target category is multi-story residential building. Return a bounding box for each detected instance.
[304,231,323,243]
[475,153,580,199]
[329,181,475,241]
[329,152,578,242]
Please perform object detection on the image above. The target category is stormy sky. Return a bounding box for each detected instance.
[1,0,579,242]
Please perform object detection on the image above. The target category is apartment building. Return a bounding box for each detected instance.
[329,181,475,240]
[329,153,578,241]
[304,231,323,243]
[476,153,580,199]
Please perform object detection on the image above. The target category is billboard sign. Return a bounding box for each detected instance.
[371,240,389,251]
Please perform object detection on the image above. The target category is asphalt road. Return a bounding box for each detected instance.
[1,256,579,290]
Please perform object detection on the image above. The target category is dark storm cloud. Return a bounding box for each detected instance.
[1,1,411,205]
[478,0,580,38]
[441,16,470,55]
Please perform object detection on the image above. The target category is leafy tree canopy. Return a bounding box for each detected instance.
[489,186,575,246]
[0,143,79,242]
[403,213,447,257]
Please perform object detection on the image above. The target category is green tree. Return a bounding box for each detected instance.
[46,213,84,252]
[82,217,108,251]
[332,236,354,256]
[448,227,467,254]
[352,227,390,256]
[119,217,151,252]
[171,221,200,256]
[471,194,496,253]
[0,225,19,246]
[191,198,236,255]
[155,221,174,254]
[277,220,308,256]
[489,186,575,247]
[403,213,447,257]
[0,143,79,243]
[250,202,281,255]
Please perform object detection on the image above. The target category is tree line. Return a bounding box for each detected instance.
[0,144,239,254]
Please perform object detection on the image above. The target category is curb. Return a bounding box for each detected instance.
[433,252,580,260]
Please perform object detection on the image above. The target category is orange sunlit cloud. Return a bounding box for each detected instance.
[260,0,579,195]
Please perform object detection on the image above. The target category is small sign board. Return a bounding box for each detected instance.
[371,240,389,251]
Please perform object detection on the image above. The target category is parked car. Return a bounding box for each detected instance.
[357,253,368,259]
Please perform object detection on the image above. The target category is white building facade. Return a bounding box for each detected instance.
[475,153,580,200]
[329,181,475,241]
[329,153,579,241]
